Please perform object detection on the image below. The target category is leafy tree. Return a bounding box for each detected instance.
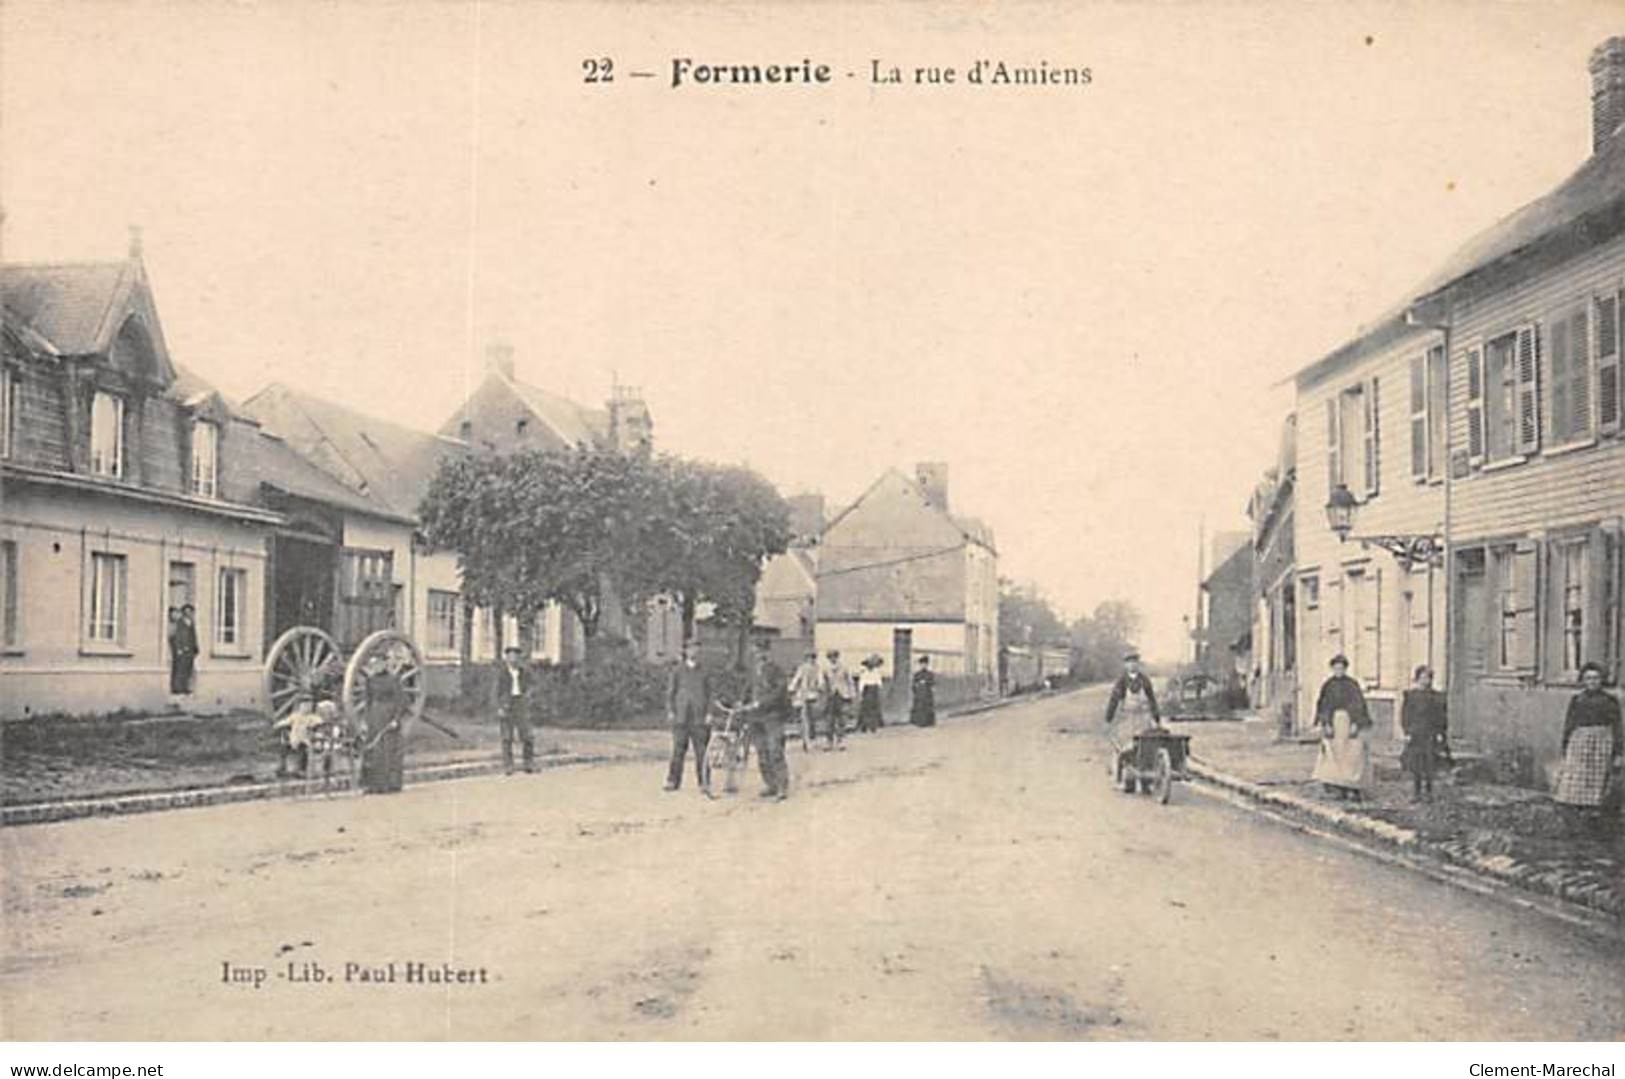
[998,579,1069,649]
[1068,599,1145,681]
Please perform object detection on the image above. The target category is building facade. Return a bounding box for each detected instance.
[1290,36,1625,777]
[1247,414,1299,729]
[814,463,998,693]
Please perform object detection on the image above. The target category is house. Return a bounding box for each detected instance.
[1291,35,1625,777]
[0,240,283,717]
[1247,415,1298,729]
[437,343,665,660]
[814,463,998,694]
[1194,531,1253,695]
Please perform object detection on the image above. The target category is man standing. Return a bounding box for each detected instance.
[494,644,535,774]
[665,640,712,791]
[169,605,199,696]
[1103,650,1159,782]
[745,638,792,800]
[787,648,824,752]
[822,649,854,750]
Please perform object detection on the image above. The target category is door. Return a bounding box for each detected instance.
[892,627,913,703]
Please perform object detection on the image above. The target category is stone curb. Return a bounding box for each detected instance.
[1187,758,1624,924]
[0,748,667,828]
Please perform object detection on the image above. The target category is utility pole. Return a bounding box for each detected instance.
[1193,518,1206,668]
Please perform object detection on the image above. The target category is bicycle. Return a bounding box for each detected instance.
[701,701,754,799]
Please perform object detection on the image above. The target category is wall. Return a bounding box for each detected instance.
[1296,321,1447,741]
[815,620,970,679]
[1,484,269,718]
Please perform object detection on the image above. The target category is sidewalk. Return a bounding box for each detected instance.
[1,688,1038,826]
[1180,715,1625,924]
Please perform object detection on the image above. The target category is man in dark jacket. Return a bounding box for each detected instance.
[493,645,535,774]
[665,640,712,791]
[745,639,791,800]
[169,605,199,695]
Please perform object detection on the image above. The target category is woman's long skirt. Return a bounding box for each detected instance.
[858,685,883,732]
[1554,726,1615,807]
[1312,709,1372,795]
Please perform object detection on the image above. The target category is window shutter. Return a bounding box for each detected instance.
[1466,347,1485,464]
[1326,396,1341,494]
[1363,377,1380,496]
[1571,307,1592,442]
[1586,526,1615,680]
[1549,315,1571,445]
[1599,292,1621,436]
[1361,567,1382,684]
[1515,325,1541,454]
[1323,576,1343,651]
[1543,538,1567,683]
[1512,541,1540,673]
[1409,355,1427,480]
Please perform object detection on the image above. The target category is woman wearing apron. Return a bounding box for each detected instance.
[1312,653,1373,800]
[1104,651,1160,782]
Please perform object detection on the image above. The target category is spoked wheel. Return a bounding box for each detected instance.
[701,737,728,799]
[342,629,427,733]
[263,627,343,722]
[1153,747,1174,804]
[1116,756,1136,794]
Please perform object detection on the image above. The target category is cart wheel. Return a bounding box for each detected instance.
[342,629,427,733]
[1117,757,1136,794]
[263,627,343,722]
[1154,747,1173,804]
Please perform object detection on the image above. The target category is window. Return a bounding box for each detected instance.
[87,552,127,643]
[1361,377,1380,496]
[533,608,549,657]
[0,540,16,647]
[191,421,218,497]
[168,561,195,614]
[1347,567,1381,684]
[516,417,529,438]
[1411,346,1447,481]
[90,392,124,477]
[1560,542,1584,674]
[1480,327,1541,464]
[428,589,460,651]
[215,567,246,647]
[1599,291,1621,436]
[1327,380,1378,498]
[1489,543,1538,672]
[1547,305,1592,447]
[1546,529,1616,683]
[0,367,16,459]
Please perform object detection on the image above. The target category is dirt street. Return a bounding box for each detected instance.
[3,688,1622,1040]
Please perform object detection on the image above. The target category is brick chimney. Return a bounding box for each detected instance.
[1590,37,1625,153]
[485,341,515,380]
[915,462,949,513]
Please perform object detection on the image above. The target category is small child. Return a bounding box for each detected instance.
[1399,665,1449,801]
[274,697,323,778]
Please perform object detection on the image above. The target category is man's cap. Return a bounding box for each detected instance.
[1329,653,1349,668]
[1123,650,1141,662]
[503,644,523,654]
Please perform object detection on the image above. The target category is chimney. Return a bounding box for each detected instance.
[128,225,143,259]
[1590,36,1625,153]
[916,462,949,513]
[787,493,826,541]
[485,341,515,379]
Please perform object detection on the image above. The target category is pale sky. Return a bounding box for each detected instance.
[3,1,1620,661]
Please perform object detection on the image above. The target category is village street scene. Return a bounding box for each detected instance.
[3,2,1625,1051]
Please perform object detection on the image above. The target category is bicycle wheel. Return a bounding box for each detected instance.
[701,737,726,799]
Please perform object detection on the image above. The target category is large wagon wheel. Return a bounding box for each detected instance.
[1153,747,1174,805]
[341,629,426,733]
[263,626,343,722]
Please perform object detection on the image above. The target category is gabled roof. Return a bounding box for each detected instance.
[822,467,997,554]
[0,257,177,382]
[241,382,468,520]
[1295,126,1625,387]
[241,429,411,523]
[501,373,604,447]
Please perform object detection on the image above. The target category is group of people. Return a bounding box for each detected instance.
[662,638,942,801]
[273,654,410,795]
[1311,653,1622,828]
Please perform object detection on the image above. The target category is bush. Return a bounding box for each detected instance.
[529,651,670,729]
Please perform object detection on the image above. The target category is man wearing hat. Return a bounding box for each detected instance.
[493,643,536,774]
[664,639,712,791]
[821,649,855,749]
[1103,650,1160,781]
[743,637,792,799]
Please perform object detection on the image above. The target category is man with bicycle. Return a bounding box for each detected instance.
[745,638,792,800]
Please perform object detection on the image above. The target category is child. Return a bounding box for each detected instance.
[275,697,322,778]
[1399,665,1448,801]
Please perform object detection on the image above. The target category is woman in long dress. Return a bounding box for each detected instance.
[856,656,885,733]
[1399,665,1448,802]
[909,656,936,727]
[1312,653,1373,800]
[1554,661,1622,833]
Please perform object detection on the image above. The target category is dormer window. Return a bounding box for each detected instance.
[459,420,473,441]
[90,391,124,478]
[191,420,219,497]
[516,417,529,438]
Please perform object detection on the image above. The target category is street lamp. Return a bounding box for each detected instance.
[1323,482,1443,570]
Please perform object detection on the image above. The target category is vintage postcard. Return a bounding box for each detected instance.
[1,0,1623,1057]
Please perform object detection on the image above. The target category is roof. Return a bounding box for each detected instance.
[239,429,410,523]
[0,260,129,355]
[1294,126,1625,387]
[823,467,997,554]
[240,383,468,520]
[503,374,604,447]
